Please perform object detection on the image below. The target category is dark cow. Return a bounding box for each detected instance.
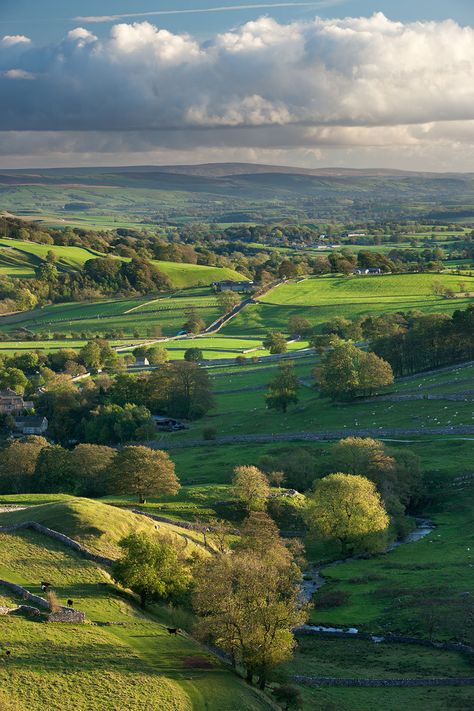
[166,628,178,635]
[67,599,74,608]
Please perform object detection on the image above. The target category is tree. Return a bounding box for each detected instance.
[80,341,102,371]
[0,367,29,395]
[183,308,205,334]
[288,315,311,338]
[34,445,76,493]
[305,473,389,555]
[194,537,306,687]
[232,465,270,511]
[263,331,288,355]
[108,445,180,503]
[357,351,394,396]
[217,290,241,315]
[265,361,299,413]
[184,347,203,362]
[146,346,168,365]
[316,340,393,400]
[69,443,116,496]
[0,436,50,493]
[113,533,191,607]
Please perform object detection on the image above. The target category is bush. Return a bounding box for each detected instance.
[316,590,350,609]
[202,426,217,441]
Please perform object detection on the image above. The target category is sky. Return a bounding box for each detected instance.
[1,0,474,170]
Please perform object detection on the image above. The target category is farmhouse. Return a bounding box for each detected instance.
[0,389,34,415]
[353,268,383,275]
[212,280,254,293]
[14,416,48,436]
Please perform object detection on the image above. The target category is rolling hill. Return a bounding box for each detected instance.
[0,237,245,288]
[2,163,474,223]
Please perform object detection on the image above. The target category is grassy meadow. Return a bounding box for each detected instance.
[223,273,474,337]
[0,502,271,711]
[0,236,244,288]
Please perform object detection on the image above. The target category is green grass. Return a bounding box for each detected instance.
[0,498,208,558]
[223,273,474,336]
[285,637,474,711]
[0,522,271,711]
[0,236,245,288]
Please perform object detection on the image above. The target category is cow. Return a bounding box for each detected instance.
[67,599,74,608]
[166,628,178,636]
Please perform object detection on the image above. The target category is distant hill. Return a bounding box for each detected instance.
[1,163,474,223]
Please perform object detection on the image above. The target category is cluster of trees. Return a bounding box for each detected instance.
[0,340,128,399]
[315,339,394,400]
[113,511,307,690]
[372,305,474,375]
[30,361,213,444]
[257,436,424,539]
[0,438,179,501]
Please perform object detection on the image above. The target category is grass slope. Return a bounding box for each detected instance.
[223,274,474,336]
[0,519,269,711]
[0,237,245,288]
[0,498,208,558]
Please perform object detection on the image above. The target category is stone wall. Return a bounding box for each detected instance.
[293,675,474,687]
[48,610,86,623]
[0,578,84,621]
[132,508,240,535]
[0,521,114,567]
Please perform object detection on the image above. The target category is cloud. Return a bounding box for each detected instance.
[1,13,474,169]
[74,2,343,24]
[2,68,35,80]
[1,35,31,47]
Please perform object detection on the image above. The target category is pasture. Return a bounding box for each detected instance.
[0,500,271,711]
[285,636,474,711]
[0,236,245,288]
[223,273,474,336]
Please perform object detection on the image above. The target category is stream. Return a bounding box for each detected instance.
[299,517,436,635]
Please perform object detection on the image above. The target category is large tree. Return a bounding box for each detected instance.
[113,533,191,607]
[232,465,270,512]
[305,473,389,555]
[69,443,116,496]
[265,361,299,413]
[194,517,306,688]
[0,436,50,493]
[108,445,180,503]
[149,361,214,419]
[316,339,393,400]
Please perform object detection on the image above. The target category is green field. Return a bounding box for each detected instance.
[0,236,245,288]
[223,274,474,336]
[284,636,474,711]
[0,499,271,711]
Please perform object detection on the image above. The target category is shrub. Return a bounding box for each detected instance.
[316,590,350,609]
[202,426,217,441]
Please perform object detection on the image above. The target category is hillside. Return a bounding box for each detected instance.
[0,498,270,711]
[0,237,245,288]
[0,497,208,559]
[2,165,474,223]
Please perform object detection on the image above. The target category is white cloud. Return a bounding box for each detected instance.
[66,28,98,47]
[1,35,31,47]
[1,13,474,168]
[2,68,35,80]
